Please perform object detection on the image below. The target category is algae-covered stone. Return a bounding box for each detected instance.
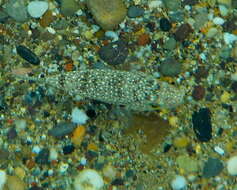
[86,0,127,30]
[177,155,199,173]
[61,0,79,16]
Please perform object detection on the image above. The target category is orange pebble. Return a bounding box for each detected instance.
[87,143,98,151]
[137,33,150,46]
[64,63,74,72]
[71,126,86,145]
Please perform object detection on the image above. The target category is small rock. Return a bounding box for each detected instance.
[159,57,182,77]
[27,1,48,18]
[163,37,176,50]
[6,175,26,190]
[98,40,128,65]
[174,23,193,42]
[171,175,187,190]
[203,157,224,178]
[227,155,237,175]
[87,0,127,30]
[63,144,75,155]
[111,178,124,186]
[16,45,40,65]
[192,108,212,142]
[162,0,181,11]
[159,17,172,32]
[137,33,151,46]
[35,148,49,165]
[4,0,28,22]
[74,169,104,190]
[192,85,205,101]
[48,122,76,138]
[127,5,144,18]
[177,155,199,173]
[60,0,79,16]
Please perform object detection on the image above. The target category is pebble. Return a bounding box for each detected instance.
[159,17,172,32]
[162,0,181,10]
[171,175,187,190]
[16,45,40,65]
[192,108,212,142]
[176,155,199,173]
[48,122,76,138]
[163,37,176,50]
[4,0,28,22]
[87,0,127,30]
[174,23,193,42]
[159,57,182,77]
[27,1,48,18]
[203,157,224,178]
[127,5,144,18]
[0,170,7,190]
[227,156,237,175]
[98,40,128,65]
[63,144,75,155]
[206,27,218,38]
[6,175,26,190]
[213,17,225,25]
[111,178,124,186]
[192,85,205,100]
[35,148,49,165]
[223,32,237,44]
[214,146,225,155]
[60,0,79,16]
[71,108,89,125]
[74,169,104,190]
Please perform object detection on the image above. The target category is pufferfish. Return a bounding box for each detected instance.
[15,69,186,111]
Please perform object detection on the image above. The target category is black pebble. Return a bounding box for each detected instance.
[86,109,97,119]
[159,18,172,32]
[63,145,75,155]
[111,178,124,186]
[16,45,40,65]
[35,148,49,165]
[98,41,128,65]
[203,157,224,178]
[192,108,212,142]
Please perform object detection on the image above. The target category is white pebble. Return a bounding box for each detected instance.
[227,156,237,175]
[0,170,7,190]
[74,169,104,190]
[223,33,237,44]
[32,145,41,154]
[80,157,87,165]
[71,108,89,125]
[171,175,187,190]
[49,148,58,161]
[213,17,225,25]
[47,27,56,34]
[214,146,225,155]
[27,1,48,18]
[148,0,162,9]
[105,31,119,41]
